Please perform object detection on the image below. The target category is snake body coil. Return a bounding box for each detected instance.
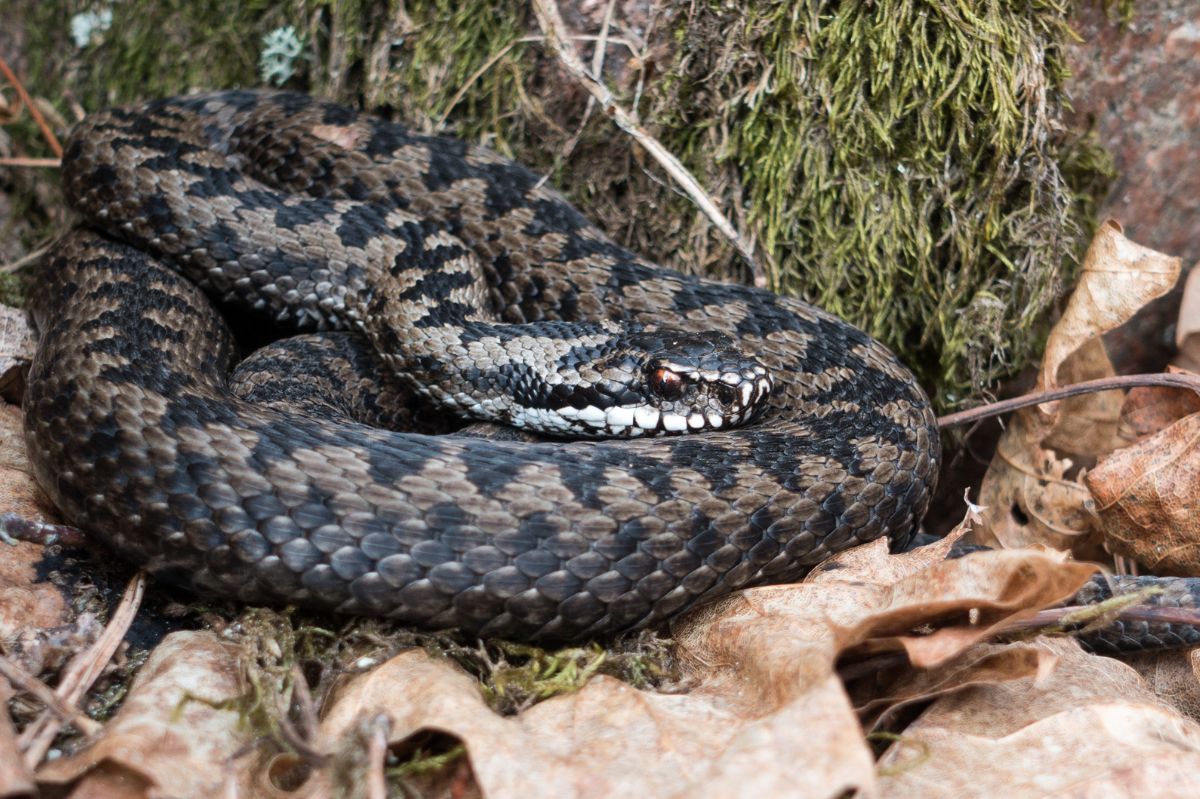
[24,91,939,640]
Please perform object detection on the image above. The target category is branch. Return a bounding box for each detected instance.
[529,0,765,285]
[937,372,1200,428]
[0,56,63,158]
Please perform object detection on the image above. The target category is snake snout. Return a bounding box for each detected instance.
[637,330,773,435]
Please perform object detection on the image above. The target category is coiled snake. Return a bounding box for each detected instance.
[24,91,939,640]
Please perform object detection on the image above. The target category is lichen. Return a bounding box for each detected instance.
[259,25,306,86]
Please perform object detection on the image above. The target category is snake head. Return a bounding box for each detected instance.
[546,329,773,438]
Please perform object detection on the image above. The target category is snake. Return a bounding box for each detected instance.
[23,90,940,641]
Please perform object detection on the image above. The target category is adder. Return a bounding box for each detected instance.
[24,90,940,641]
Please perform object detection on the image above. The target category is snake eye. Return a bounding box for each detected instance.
[714,383,737,407]
[649,367,685,401]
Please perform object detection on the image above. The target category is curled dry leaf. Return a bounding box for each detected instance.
[291,531,1091,799]
[1086,411,1200,575]
[975,221,1181,552]
[856,642,1054,733]
[876,638,1200,798]
[1176,265,1200,373]
[35,631,253,797]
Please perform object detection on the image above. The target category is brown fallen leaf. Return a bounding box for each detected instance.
[1176,264,1200,373]
[876,638,1200,798]
[0,305,33,402]
[35,631,254,797]
[1086,411,1200,575]
[1116,368,1200,442]
[975,221,1181,553]
[1123,648,1200,725]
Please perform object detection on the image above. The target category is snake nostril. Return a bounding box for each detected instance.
[715,383,738,407]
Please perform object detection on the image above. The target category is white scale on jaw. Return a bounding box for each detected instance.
[504,372,770,435]
[545,403,704,435]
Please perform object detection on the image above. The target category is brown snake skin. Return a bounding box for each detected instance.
[24,91,939,640]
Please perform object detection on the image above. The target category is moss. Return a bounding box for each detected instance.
[474,638,673,713]
[20,0,290,108]
[651,1,1117,406]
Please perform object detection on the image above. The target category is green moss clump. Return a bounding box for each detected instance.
[654,1,1114,406]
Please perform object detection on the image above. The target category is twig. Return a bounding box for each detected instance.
[0,244,52,274]
[937,373,1200,428]
[0,657,100,735]
[0,56,63,158]
[365,714,390,799]
[542,0,618,176]
[840,601,1200,683]
[0,682,34,797]
[0,157,60,168]
[434,40,526,131]
[19,572,145,768]
[592,0,618,81]
[530,0,764,284]
[1005,603,1200,633]
[275,665,327,764]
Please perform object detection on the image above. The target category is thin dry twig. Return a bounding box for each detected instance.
[0,682,34,797]
[530,0,764,284]
[276,666,328,765]
[0,56,63,158]
[0,657,101,736]
[550,0,618,165]
[1008,604,1200,633]
[0,244,53,274]
[19,571,146,769]
[434,39,528,131]
[365,714,390,799]
[937,373,1200,428]
[0,157,60,168]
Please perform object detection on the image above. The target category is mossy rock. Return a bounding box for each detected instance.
[12,0,1124,409]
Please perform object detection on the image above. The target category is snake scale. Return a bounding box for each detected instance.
[24,91,939,641]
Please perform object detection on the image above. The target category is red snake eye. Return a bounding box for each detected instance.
[650,367,685,401]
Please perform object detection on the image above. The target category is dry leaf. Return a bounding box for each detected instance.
[1086,411,1200,574]
[974,413,1095,550]
[306,651,874,799]
[976,222,1182,553]
[1176,264,1200,373]
[876,638,1200,798]
[0,305,33,400]
[1039,220,1180,413]
[857,643,1053,733]
[1124,648,1200,724]
[36,631,253,796]
[1116,369,1200,442]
